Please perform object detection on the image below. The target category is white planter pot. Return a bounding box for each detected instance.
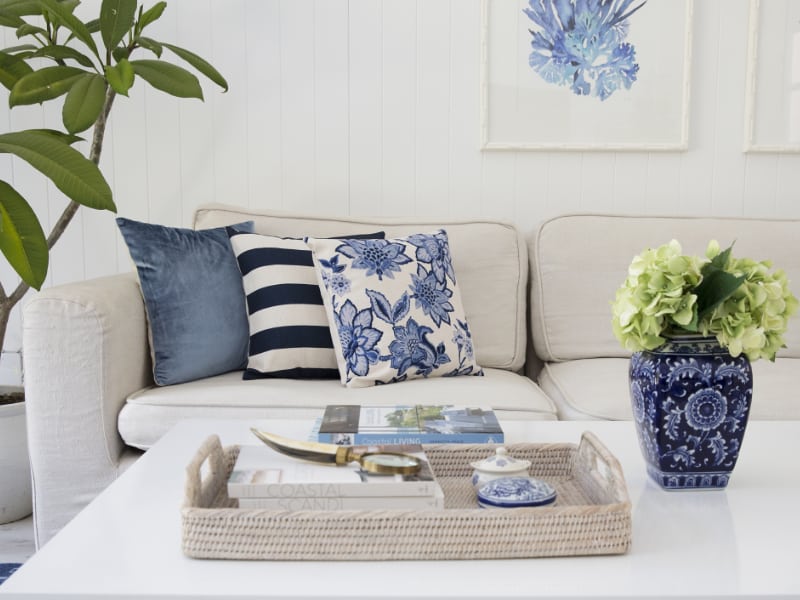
[0,393,33,524]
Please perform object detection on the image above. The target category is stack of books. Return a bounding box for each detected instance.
[317,404,504,445]
[227,443,444,510]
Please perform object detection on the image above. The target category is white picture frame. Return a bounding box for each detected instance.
[743,0,800,153]
[480,0,693,151]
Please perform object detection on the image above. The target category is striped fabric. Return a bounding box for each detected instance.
[227,231,383,379]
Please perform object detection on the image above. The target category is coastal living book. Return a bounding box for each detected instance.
[228,443,440,499]
[317,404,504,445]
[237,485,445,510]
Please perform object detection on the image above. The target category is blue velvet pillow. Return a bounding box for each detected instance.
[117,217,254,385]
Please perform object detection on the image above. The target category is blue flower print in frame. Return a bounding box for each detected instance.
[307,230,484,388]
[523,0,647,101]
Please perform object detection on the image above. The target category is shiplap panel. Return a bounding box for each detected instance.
[678,0,718,216]
[280,1,317,213]
[742,154,778,215]
[543,153,583,216]
[644,153,683,214]
[579,154,616,213]
[447,0,482,218]
[611,154,649,214]
[348,0,382,217]
[480,152,515,221]
[175,0,216,223]
[210,0,249,215]
[513,153,550,232]
[709,0,748,216]
[776,155,800,216]
[380,0,417,216]
[313,0,350,214]
[244,0,282,211]
[415,0,451,219]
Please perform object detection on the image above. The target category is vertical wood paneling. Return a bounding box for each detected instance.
[415,0,451,219]
[742,154,778,216]
[579,155,616,213]
[280,0,317,212]
[313,0,350,214]
[644,154,683,214]
[448,0,482,217]
[244,0,283,210]
[678,0,718,215]
[175,0,216,223]
[144,6,183,228]
[210,0,249,215]
[612,154,649,214]
[348,0,382,216]
[380,0,417,216]
[709,0,748,216]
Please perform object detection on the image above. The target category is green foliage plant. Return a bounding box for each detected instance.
[0,0,227,370]
[612,239,798,361]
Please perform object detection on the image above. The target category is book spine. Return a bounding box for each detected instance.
[317,432,504,445]
[227,479,440,499]
[237,492,444,511]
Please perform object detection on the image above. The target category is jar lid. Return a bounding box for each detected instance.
[470,447,531,474]
[477,476,557,509]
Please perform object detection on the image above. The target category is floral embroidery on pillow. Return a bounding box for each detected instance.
[308,230,483,387]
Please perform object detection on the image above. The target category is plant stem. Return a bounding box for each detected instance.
[0,85,117,363]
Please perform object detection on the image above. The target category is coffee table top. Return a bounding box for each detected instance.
[2,418,799,599]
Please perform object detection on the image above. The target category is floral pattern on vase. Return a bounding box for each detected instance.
[629,335,752,490]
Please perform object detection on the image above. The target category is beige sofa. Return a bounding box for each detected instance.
[22,209,800,548]
[22,204,557,547]
[529,214,800,421]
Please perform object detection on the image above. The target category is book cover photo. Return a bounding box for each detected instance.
[317,404,504,445]
[228,442,440,499]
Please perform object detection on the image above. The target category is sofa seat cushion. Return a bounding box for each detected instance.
[118,368,558,449]
[539,357,800,421]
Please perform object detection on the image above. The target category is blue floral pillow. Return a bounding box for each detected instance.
[306,230,483,387]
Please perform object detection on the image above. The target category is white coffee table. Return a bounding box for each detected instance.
[2,418,799,599]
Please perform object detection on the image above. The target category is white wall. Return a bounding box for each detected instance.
[1,0,799,384]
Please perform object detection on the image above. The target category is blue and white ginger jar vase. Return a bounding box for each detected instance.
[629,334,752,490]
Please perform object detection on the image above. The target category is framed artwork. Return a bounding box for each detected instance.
[743,0,800,153]
[480,0,694,151]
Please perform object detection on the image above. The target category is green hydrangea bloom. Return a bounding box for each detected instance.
[611,239,798,361]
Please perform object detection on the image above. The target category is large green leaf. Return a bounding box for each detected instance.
[100,0,136,53]
[0,8,24,27]
[0,0,42,17]
[24,128,83,144]
[62,73,106,133]
[162,42,228,92]
[137,1,165,31]
[0,50,32,90]
[37,0,99,59]
[104,57,133,95]
[31,44,95,68]
[0,131,115,211]
[9,65,85,106]
[0,179,48,289]
[135,35,162,58]
[130,59,203,99]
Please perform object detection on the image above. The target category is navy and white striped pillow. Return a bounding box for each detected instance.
[227,230,384,379]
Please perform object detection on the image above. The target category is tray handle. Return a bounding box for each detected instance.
[184,434,226,508]
[577,431,631,505]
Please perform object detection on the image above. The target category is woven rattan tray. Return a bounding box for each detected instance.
[181,432,631,560]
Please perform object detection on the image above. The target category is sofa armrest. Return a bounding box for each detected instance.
[22,272,152,547]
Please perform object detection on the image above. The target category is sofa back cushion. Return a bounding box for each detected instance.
[194,204,528,371]
[530,214,800,362]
